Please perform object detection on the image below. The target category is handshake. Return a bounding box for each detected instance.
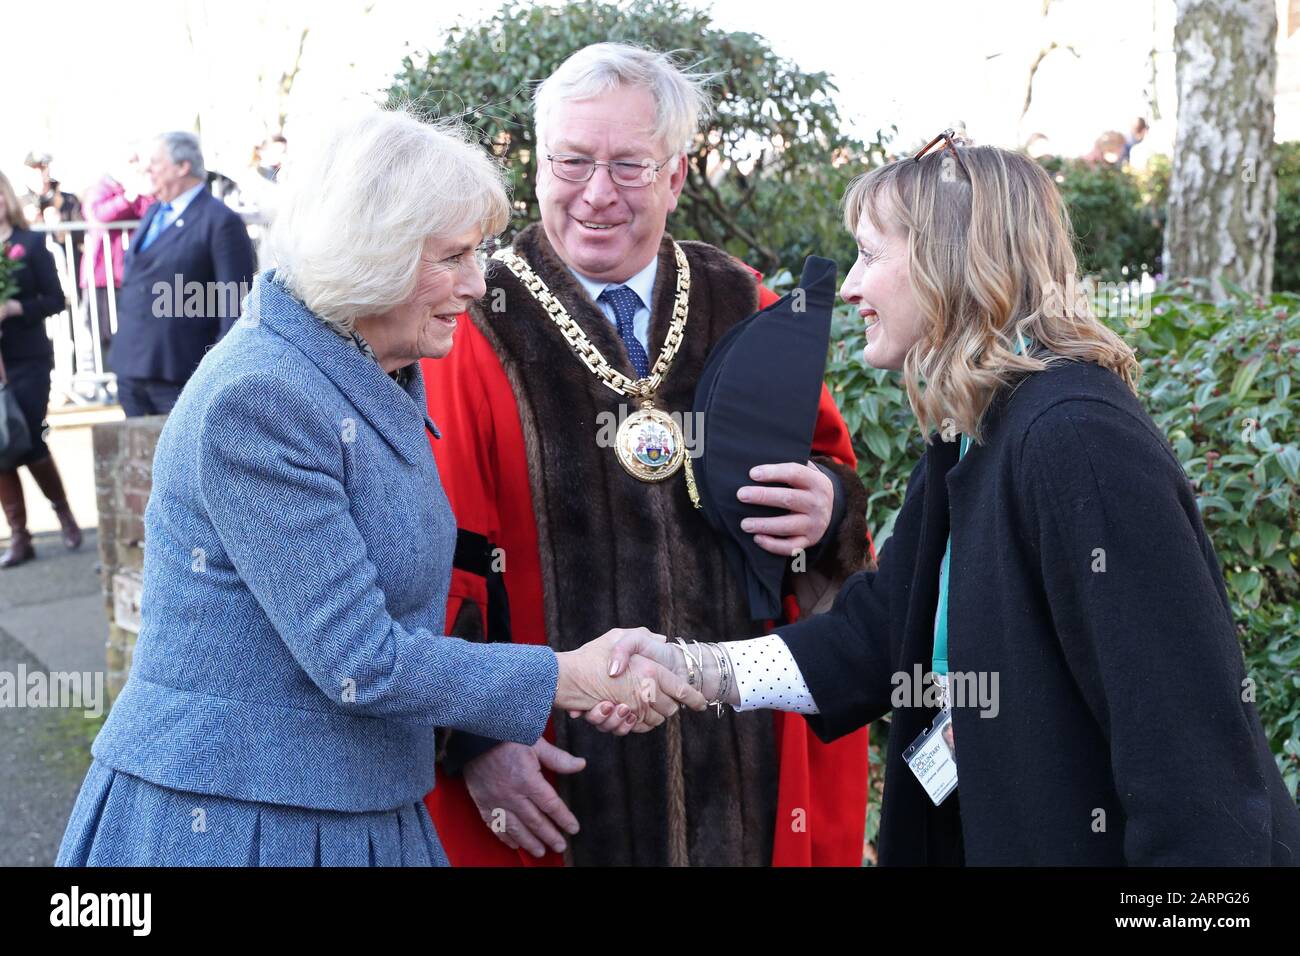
[552,628,717,733]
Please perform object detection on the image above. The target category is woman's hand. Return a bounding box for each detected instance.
[555,627,707,734]
[604,629,688,681]
[572,631,719,732]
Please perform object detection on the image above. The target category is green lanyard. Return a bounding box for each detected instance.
[931,434,970,676]
[933,333,1029,677]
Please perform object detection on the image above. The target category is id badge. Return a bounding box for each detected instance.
[903,708,958,805]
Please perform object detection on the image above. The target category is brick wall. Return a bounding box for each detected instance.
[93,416,166,701]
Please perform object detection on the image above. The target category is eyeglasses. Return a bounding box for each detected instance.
[913,128,970,180]
[546,153,669,188]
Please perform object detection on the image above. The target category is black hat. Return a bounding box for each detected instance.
[692,256,837,620]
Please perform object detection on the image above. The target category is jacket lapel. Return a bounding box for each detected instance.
[133,188,214,264]
[904,436,960,677]
[126,202,163,268]
[142,189,211,260]
[246,272,438,465]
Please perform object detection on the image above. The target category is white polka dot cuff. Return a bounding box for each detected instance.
[722,634,819,714]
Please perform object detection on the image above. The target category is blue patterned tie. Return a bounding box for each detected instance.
[599,285,651,379]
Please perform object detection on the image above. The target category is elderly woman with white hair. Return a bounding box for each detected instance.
[55,107,704,867]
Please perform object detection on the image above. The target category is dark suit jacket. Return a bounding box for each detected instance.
[777,360,1300,865]
[1,227,66,366]
[109,188,257,384]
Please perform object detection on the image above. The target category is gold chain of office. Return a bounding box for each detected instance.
[490,244,701,501]
[490,244,690,401]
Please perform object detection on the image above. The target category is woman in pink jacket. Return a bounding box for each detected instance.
[77,165,152,387]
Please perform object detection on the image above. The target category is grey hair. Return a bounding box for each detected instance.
[533,42,714,157]
[265,105,510,332]
[157,131,206,181]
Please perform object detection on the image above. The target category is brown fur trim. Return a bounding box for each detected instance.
[812,455,875,575]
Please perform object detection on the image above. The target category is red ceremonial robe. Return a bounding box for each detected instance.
[421,280,872,866]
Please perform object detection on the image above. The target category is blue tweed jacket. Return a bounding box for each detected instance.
[93,270,559,812]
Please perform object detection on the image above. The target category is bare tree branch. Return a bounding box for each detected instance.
[277,28,311,135]
[1021,41,1080,121]
[683,160,777,272]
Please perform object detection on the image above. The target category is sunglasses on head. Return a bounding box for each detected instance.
[912,128,971,180]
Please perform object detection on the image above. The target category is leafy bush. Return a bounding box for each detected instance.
[1274,142,1300,293]
[1037,143,1293,295]
[1037,155,1164,281]
[1240,603,1300,799]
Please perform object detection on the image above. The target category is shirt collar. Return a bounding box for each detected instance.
[166,182,206,216]
[568,255,659,312]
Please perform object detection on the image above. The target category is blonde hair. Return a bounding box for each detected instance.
[267,105,510,333]
[0,171,28,230]
[842,143,1139,443]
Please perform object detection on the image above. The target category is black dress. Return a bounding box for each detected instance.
[1,227,67,465]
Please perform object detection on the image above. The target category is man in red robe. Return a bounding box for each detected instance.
[421,42,873,866]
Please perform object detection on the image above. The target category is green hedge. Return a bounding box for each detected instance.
[1274,143,1300,293]
[1038,155,1167,281]
[1038,146,1297,292]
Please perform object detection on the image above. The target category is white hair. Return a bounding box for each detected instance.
[533,42,714,158]
[266,105,510,332]
[157,131,206,181]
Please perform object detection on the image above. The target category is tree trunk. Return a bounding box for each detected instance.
[1166,0,1278,296]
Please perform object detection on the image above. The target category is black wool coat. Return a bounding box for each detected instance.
[777,359,1300,865]
[1,227,66,364]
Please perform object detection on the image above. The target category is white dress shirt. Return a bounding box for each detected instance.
[724,634,820,714]
[567,256,658,353]
[152,181,206,234]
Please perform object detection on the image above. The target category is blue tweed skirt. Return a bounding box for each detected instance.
[56,759,449,867]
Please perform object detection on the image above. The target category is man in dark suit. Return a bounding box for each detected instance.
[110,132,257,417]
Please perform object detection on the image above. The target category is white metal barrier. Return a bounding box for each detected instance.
[28,213,265,408]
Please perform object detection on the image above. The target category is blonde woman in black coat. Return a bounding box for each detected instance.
[605,136,1300,865]
[0,169,78,568]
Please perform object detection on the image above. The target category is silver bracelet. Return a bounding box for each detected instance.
[692,639,708,692]
[699,642,720,701]
[674,638,700,690]
[698,642,732,716]
[713,642,733,715]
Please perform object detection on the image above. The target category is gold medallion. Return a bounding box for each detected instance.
[492,243,696,493]
[615,402,685,481]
